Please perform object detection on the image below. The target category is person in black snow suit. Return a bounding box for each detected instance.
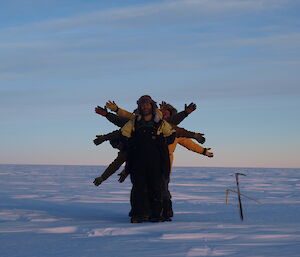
[121,95,176,223]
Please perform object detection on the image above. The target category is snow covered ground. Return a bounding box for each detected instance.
[0,164,299,257]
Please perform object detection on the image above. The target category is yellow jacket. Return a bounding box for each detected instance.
[168,138,205,169]
[116,108,134,119]
[121,117,175,138]
[116,108,163,120]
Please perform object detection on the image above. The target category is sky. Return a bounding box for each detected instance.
[0,0,300,168]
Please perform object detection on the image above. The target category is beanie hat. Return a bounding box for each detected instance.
[137,95,157,106]
[160,102,178,117]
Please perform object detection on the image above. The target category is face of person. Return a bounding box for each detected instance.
[140,102,152,116]
[162,109,171,119]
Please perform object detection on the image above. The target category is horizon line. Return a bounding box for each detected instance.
[0,163,299,169]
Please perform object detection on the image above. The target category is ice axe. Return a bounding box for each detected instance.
[235,173,246,220]
[226,172,260,221]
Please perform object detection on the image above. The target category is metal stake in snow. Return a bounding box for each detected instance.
[226,173,260,221]
[235,173,246,221]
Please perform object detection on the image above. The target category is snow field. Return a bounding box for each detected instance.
[0,165,299,257]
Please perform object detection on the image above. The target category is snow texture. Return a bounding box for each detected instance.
[0,164,299,257]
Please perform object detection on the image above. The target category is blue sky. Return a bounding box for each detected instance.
[1,0,300,168]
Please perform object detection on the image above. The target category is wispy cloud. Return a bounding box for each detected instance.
[0,0,299,100]
[0,0,290,35]
[1,30,299,81]
[220,32,300,49]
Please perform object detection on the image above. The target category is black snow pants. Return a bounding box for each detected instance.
[128,127,165,219]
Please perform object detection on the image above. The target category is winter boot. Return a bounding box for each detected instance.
[162,199,173,221]
[130,216,144,223]
[149,216,164,223]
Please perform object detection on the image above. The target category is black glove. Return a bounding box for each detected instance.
[93,135,107,146]
[184,103,197,114]
[194,133,205,144]
[95,106,108,116]
[118,170,128,183]
[93,176,104,186]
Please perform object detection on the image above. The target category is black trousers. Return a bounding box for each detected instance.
[130,159,163,218]
[162,175,173,218]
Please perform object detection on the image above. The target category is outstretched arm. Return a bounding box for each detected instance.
[106,101,135,119]
[95,106,129,127]
[93,130,121,146]
[178,138,214,158]
[174,125,205,144]
[93,151,127,186]
[170,102,197,125]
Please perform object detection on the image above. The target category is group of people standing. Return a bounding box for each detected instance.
[93,95,213,223]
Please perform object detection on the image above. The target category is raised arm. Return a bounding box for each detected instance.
[170,102,197,125]
[106,100,135,119]
[95,106,129,127]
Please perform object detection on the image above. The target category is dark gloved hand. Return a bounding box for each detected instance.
[118,170,128,183]
[93,176,104,186]
[93,138,100,145]
[202,148,214,158]
[95,106,108,116]
[185,103,197,114]
[93,135,106,146]
[194,133,205,144]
